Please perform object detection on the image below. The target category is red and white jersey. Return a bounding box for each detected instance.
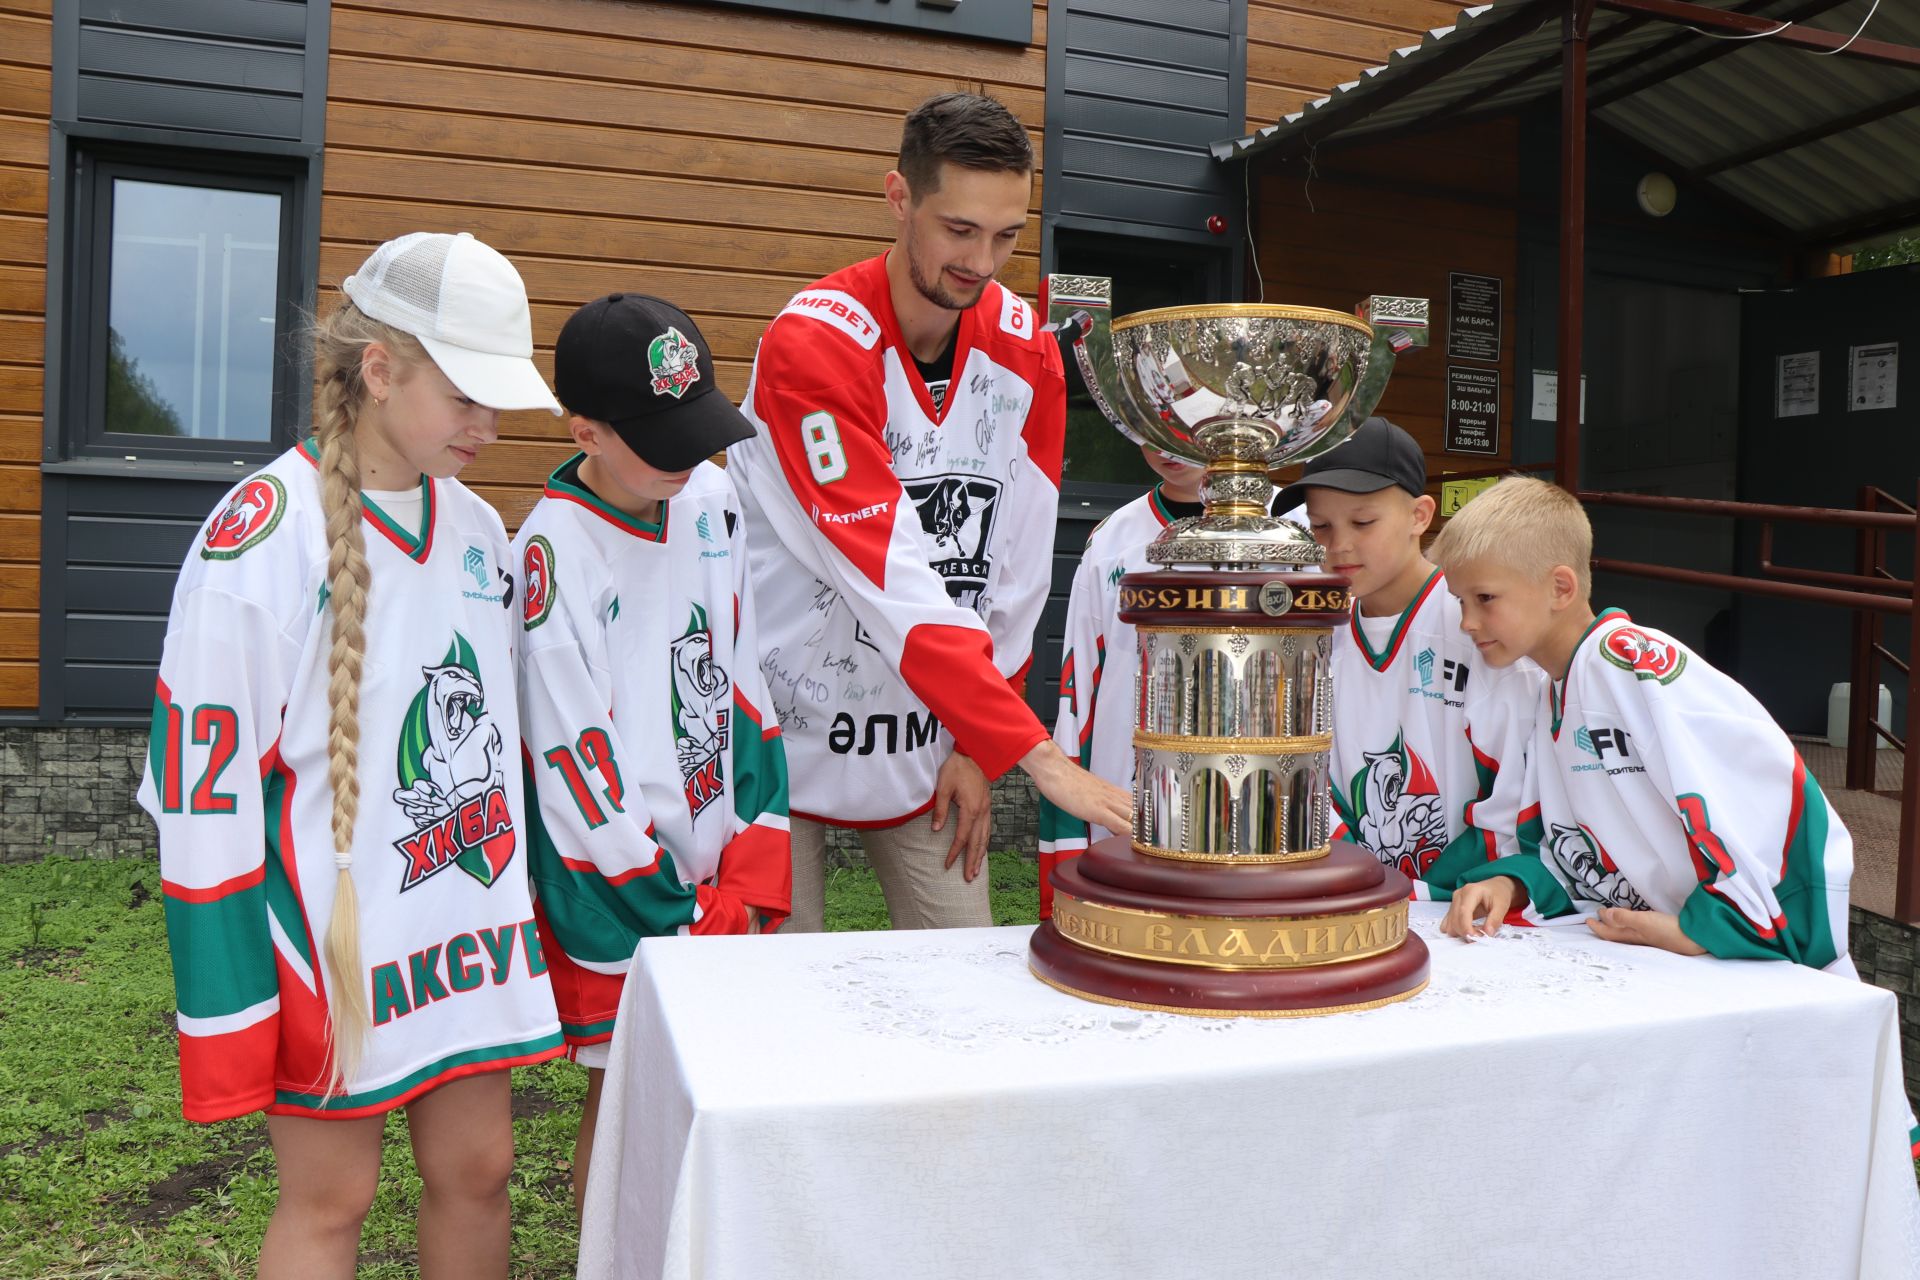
[514,459,791,1048]
[1330,570,1544,898]
[728,254,1063,824]
[1462,610,1854,971]
[139,443,562,1123]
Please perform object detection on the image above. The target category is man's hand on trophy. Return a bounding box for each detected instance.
[1019,741,1131,836]
[933,751,993,883]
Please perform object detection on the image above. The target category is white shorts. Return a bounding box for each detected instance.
[573,1040,611,1071]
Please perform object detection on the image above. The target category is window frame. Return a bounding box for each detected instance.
[64,145,306,468]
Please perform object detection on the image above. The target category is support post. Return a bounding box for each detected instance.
[1555,0,1595,493]
[1847,485,1880,791]
[1896,479,1920,925]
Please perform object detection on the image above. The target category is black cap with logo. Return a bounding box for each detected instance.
[1273,417,1427,513]
[554,294,755,472]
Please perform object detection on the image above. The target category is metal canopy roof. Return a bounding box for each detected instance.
[1213,0,1920,248]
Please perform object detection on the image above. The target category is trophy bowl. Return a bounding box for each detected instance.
[1046,279,1424,569]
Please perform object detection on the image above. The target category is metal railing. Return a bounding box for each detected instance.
[1580,484,1920,924]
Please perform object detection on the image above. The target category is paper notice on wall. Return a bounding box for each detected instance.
[1849,343,1897,412]
[1775,352,1819,418]
[1529,371,1586,423]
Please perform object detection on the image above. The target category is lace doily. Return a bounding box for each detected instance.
[812,917,1638,1052]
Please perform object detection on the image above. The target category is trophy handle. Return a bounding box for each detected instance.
[1042,275,1161,449]
[1290,294,1430,465]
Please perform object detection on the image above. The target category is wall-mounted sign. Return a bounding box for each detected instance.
[707,0,1031,44]
[1444,365,1500,456]
[1849,342,1898,412]
[1529,370,1586,423]
[1775,351,1819,419]
[1447,272,1501,364]
[1439,474,1500,516]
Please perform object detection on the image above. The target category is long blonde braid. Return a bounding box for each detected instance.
[310,301,425,1094]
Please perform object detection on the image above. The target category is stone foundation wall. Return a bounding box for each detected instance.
[1849,907,1920,1113]
[0,727,154,862]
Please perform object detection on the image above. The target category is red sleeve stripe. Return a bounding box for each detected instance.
[1780,753,1808,880]
[164,862,266,904]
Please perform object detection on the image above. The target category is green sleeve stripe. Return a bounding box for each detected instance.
[524,769,697,964]
[1458,853,1576,919]
[1677,764,1839,968]
[260,766,315,974]
[731,690,790,825]
[164,885,279,1019]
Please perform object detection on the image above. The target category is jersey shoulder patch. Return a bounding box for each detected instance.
[200,473,288,561]
[1598,623,1687,684]
[778,289,881,351]
[522,533,558,631]
[997,286,1037,342]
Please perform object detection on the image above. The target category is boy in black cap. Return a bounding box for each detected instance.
[1275,418,1542,899]
[513,294,793,1211]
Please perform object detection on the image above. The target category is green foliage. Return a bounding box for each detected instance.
[104,328,185,437]
[0,850,1043,1276]
[1853,234,1920,271]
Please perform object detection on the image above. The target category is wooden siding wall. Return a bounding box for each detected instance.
[1246,0,1466,130]
[1250,120,1521,482]
[320,0,1050,533]
[0,0,48,710]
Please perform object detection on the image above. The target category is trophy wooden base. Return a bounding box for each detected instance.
[1029,837,1429,1017]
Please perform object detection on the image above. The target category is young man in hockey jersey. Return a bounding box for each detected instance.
[1277,418,1541,897]
[728,92,1130,933]
[1036,447,1309,916]
[515,294,792,1211]
[1435,476,1855,973]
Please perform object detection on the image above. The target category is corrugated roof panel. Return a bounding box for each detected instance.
[1215,0,1920,243]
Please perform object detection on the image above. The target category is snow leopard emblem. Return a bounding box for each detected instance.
[671,605,729,819]
[390,633,514,891]
[1546,822,1649,910]
[1343,732,1448,881]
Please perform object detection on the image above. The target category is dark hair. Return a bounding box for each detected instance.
[897,93,1033,197]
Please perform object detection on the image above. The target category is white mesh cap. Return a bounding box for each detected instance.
[342,232,561,415]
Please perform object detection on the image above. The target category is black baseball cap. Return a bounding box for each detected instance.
[554,294,755,472]
[1273,417,1426,513]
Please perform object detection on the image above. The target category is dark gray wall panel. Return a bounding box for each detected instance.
[1064,14,1229,74]
[66,565,184,614]
[66,518,199,568]
[1063,57,1231,114]
[1059,135,1220,189]
[80,27,305,93]
[81,0,308,46]
[65,616,169,664]
[76,74,303,137]
[1070,0,1231,31]
[61,666,163,713]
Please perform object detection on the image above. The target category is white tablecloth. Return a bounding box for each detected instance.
[578,906,1920,1280]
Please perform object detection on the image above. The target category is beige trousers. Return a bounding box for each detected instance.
[786,810,992,933]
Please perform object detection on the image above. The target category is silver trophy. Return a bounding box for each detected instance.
[1029,279,1432,1017]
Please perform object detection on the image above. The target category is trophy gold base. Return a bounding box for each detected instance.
[1029,838,1429,1017]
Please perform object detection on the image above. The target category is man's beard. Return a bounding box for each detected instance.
[907,241,986,312]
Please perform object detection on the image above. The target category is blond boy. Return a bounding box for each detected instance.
[1434,477,1855,972]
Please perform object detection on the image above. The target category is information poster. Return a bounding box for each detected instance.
[1529,370,1586,423]
[1775,352,1819,418]
[1849,343,1898,412]
[1444,366,1500,456]
[1447,272,1502,363]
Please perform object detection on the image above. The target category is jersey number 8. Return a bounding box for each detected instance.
[801,411,847,485]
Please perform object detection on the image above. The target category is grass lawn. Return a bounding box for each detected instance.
[0,852,1040,1278]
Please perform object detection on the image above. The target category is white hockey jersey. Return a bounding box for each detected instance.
[1331,569,1544,898]
[1460,610,1854,971]
[514,458,790,1048]
[727,254,1064,825]
[1037,486,1197,915]
[139,442,562,1124]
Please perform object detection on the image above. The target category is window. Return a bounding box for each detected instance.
[1052,229,1232,490]
[67,152,303,465]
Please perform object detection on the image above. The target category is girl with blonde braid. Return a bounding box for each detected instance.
[139,232,564,1278]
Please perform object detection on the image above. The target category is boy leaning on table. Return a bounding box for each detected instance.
[1433,476,1857,973]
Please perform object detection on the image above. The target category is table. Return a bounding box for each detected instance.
[578,906,1920,1280]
